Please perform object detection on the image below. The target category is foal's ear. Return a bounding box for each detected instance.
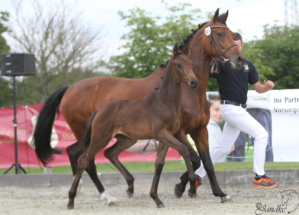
[223,10,229,22]
[172,44,179,57]
[184,43,190,56]
[212,8,220,23]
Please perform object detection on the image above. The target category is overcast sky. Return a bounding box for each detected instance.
[1,0,289,59]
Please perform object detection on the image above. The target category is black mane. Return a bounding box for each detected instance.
[179,14,227,50]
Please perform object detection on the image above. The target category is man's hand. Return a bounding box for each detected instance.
[264,80,274,90]
[230,144,235,153]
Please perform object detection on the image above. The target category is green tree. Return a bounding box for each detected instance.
[0,11,11,107]
[244,24,299,89]
[242,40,274,90]
[0,11,10,54]
[106,3,202,78]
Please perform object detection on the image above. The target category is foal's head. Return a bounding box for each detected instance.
[171,44,198,90]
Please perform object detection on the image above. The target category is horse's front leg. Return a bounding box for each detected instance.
[173,130,201,198]
[104,138,137,197]
[150,142,169,208]
[156,130,196,197]
[190,127,231,202]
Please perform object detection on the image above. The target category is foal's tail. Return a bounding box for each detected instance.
[34,86,69,166]
[83,110,99,149]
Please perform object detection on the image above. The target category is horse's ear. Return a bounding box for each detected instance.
[213,8,220,23]
[172,44,179,57]
[223,10,229,22]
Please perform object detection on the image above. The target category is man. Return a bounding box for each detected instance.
[194,32,279,188]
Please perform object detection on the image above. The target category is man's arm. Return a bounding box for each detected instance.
[252,80,275,93]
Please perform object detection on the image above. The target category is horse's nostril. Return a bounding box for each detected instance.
[190,79,198,89]
[237,56,245,63]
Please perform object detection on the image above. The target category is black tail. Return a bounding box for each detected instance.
[83,110,99,149]
[34,86,69,166]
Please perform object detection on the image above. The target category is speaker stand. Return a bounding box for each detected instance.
[3,76,27,174]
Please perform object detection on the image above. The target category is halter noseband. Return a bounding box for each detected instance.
[205,21,238,63]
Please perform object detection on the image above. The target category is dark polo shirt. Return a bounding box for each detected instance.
[209,59,259,104]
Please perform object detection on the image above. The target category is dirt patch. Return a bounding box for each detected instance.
[0,184,298,215]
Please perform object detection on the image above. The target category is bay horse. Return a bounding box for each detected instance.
[34,8,246,205]
[67,44,199,209]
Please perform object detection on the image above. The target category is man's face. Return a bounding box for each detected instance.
[234,39,243,50]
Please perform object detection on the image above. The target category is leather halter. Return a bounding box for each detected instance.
[206,21,238,63]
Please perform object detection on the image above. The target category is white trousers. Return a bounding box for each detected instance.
[195,104,268,177]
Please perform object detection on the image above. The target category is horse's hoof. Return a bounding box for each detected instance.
[67,205,74,209]
[174,184,184,198]
[188,191,195,198]
[157,204,165,208]
[108,201,120,206]
[126,190,133,198]
[221,195,234,203]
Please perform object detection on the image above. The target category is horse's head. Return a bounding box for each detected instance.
[201,8,246,69]
[172,44,198,90]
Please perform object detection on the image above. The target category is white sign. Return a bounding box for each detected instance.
[247,89,299,162]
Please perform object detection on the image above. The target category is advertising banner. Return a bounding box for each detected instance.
[246,89,299,162]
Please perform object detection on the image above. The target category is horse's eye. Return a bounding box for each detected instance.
[176,63,182,68]
[217,32,223,37]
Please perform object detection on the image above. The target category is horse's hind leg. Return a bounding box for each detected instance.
[104,137,137,197]
[173,131,201,198]
[85,159,119,206]
[150,142,169,208]
[67,141,84,175]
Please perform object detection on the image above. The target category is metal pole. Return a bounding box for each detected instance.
[13,76,21,174]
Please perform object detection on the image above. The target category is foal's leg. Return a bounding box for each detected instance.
[150,142,169,208]
[173,130,201,197]
[104,138,137,197]
[67,141,102,196]
[156,130,196,196]
[68,150,93,209]
[67,141,84,195]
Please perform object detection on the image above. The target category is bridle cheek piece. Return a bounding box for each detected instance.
[205,21,238,63]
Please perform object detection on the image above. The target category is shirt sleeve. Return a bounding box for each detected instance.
[248,62,259,85]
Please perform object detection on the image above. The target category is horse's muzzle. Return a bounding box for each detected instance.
[188,79,199,90]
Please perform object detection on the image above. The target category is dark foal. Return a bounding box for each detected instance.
[34,8,245,205]
[67,44,198,209]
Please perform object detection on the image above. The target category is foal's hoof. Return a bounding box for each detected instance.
[126,190,133,198]
[108,201,120,206]
[221,195,234,203]
[67,205,74,209]
[174,184,184,198]
[157,204,165,208]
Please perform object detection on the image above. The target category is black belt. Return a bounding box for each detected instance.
[221,100,247,109]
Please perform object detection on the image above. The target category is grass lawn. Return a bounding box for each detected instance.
[1,160,298,174]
